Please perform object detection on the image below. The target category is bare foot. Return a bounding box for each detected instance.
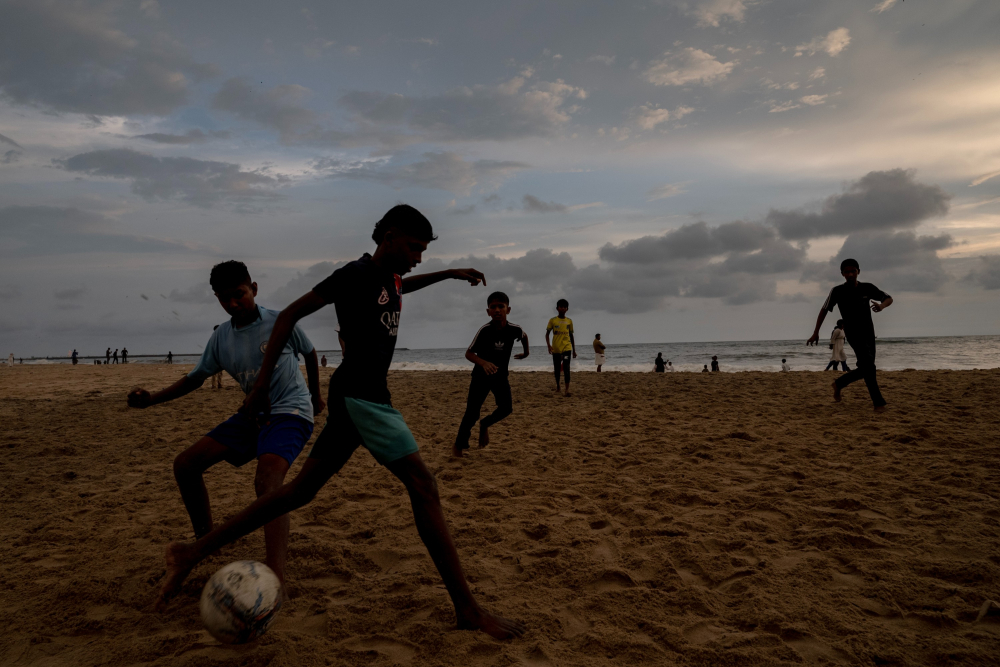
[553,386,561,392]
[831,381,841,403]
[874,405,887,413]
[156,541,199,611]
[457,608,527,640]
[564,390,572,397]
[478,425,489,448]
[451,444,465,458]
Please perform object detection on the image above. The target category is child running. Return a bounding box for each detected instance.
[808,258,893,411]
[453,291,528,458]
[545,298,576,396]
[127,261,323,590]
[157,205,525,640]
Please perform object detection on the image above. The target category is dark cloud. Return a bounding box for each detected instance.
[0,1,216,116]
[0,205,202,256]
[962,255,1000,290]
[132,129,230,145]
[167,283,216,304]
[802,231,954,292]
[599,220,781,263]
[314,152,528,196]
[212,78,317,142]
[447,249,577,291]
[768,169,951,240]
[56,149,286,208]
[0,132,24,163]
[53,287,86,300]
[523,195,567,213]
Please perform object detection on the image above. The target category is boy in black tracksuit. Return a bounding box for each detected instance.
[453,291,529,457]
[808,258,893,411]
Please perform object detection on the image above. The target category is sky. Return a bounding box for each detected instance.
[1,0,999,357]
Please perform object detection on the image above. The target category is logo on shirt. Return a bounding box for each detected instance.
[494,341,505,350]
[378,287,389,305]
[259,342,267,353]
[381,311,399,336]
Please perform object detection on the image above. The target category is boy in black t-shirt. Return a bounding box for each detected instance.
[157,205,526,640]
[808,258,893,411]
[453,291,529,458]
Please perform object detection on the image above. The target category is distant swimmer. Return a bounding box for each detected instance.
[781,359,791,372]
[808,258,892,412]
[453,291,528,457]
[593,334,606,372]
[711,355,719,372]
[545,298,576,397]
[825,320,850,372]
[654,353,665,373]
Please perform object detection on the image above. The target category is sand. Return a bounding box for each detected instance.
[1,364,999,666]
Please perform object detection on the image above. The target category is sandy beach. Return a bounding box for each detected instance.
[1,364,999,666]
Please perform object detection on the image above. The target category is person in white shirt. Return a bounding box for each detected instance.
[824,320,849,371]
[666,360,675,372]
[781,359,791,372]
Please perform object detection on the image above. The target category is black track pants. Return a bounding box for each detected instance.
[835,337,886,407]
[455,373,513,446]
[552,351,571,385]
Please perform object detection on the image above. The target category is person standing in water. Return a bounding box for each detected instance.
[593,334,606,372]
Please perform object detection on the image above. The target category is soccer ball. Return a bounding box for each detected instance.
[200,561,283,644]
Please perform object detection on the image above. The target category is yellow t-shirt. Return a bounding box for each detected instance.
[546,317,574,354]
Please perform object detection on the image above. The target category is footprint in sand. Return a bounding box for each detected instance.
[341,636,416,664]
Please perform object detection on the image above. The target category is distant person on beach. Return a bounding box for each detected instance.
[156,205,525,639]
[128,260,324,593]
[825,320,849,371]
[321,354,327,367]
[121,347,128,364]
[702,364,709,372]
[546,298,576,396]
[593,334,605,372]
[654,353,665,373]
[781,359,790,372]
[106,348,111,364]
[808,258,893,412]
[112,348,119,364]
[6,353,12,367]
[711,356,719,372]
[71,349,78,365]
[167,351,173,365]
[453,291,528,458]
[667,360,674,372]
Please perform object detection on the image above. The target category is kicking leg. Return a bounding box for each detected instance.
[173,437,231,538]
[386,453,525,640]
[478,379,512,448]
[454,375,490,457]
[254,453,291,585]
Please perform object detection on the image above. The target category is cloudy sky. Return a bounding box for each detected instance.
[2,0,999,356]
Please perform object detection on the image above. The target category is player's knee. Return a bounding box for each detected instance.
[173,450,203,479]
[409,468,439,502]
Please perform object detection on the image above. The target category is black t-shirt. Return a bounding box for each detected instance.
[654,357,665,372]
[823,281,890,342]
[467,321,524,378]
[313,254,402,404]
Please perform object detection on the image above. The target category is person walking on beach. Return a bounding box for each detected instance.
[156,204,525,640]
[121,347,128,364]
[6,353,12,367]
[711,356,719,372]
[593,334,606,372]
[808,258,893,412]
[167,351,173,365]
[320,354,327,367]
[71,349,78,365]
[453,291,528,457]
[545,299,576,396]
[654,353,666,373]
[112,348,119,364]
[824,320,849,371]
[105,347,111,364]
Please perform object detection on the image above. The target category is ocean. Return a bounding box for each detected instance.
[22,335,1000,372]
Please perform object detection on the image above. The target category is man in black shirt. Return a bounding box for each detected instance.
[808,258,893,411]
[157,205,526,640]
[453,291,529,457]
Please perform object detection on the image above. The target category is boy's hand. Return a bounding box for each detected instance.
[127,388,152,409]
[312,394,326,416]
[572,351,577,359]
[449,268,486,286]
[871,303,883,313]
[546,345,552,354]
[806,332,820,346]
[479,360,499,375]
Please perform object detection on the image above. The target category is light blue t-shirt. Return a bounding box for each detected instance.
[189,306,315,422]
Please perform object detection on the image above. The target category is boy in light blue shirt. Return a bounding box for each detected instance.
[127,261,324,588]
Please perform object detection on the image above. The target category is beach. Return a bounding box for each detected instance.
[1,364,999,666]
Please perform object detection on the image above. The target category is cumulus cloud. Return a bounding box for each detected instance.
[647,182,691,201]
[0,1,215,116]
[522,195,567,213]
[804,231,954,292]
[795,28,851,57]
[314,151,528,196]
[212,78,317,143]
[56,149,286,208]
[0,205,202,256]
[800,94,827,106]
[768,169,951,240]
[962,255,1000,290]
[132,129,230,145]
[644,48,735,86]
[684,0,747,28]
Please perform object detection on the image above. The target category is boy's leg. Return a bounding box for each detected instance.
[551,353,562,390]
[454,375,491,456]
[173,437,231,538]
[562,354,571,395]
[478,378,513,448]
[851,339,886,408]
[385,452,525,640]
[254,453,291,583]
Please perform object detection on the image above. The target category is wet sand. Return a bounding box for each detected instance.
[1,364,999,666]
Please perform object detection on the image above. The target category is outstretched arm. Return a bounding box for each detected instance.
[514,334,529,360]
[402,268,485,294]
[807,307,829,346]
[127,374,204,408]
[303,348,325,415]
[243,290,327,419]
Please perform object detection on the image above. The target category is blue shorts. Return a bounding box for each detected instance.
[310,394,419,466]
[206,412,313,467]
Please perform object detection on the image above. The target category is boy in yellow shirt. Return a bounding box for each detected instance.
[545,298,576,396]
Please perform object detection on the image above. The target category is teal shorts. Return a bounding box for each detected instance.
[310,395,419,466]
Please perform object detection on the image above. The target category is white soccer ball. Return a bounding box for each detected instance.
[200,561,283,644]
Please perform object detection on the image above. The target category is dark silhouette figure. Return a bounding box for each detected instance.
[121,347,128,364]
[106,347,111,364]
[112,348,119,364]
[711,355,719,372]
[71,349,78,365]
[654,353,665,373]
[167,351,173,364]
